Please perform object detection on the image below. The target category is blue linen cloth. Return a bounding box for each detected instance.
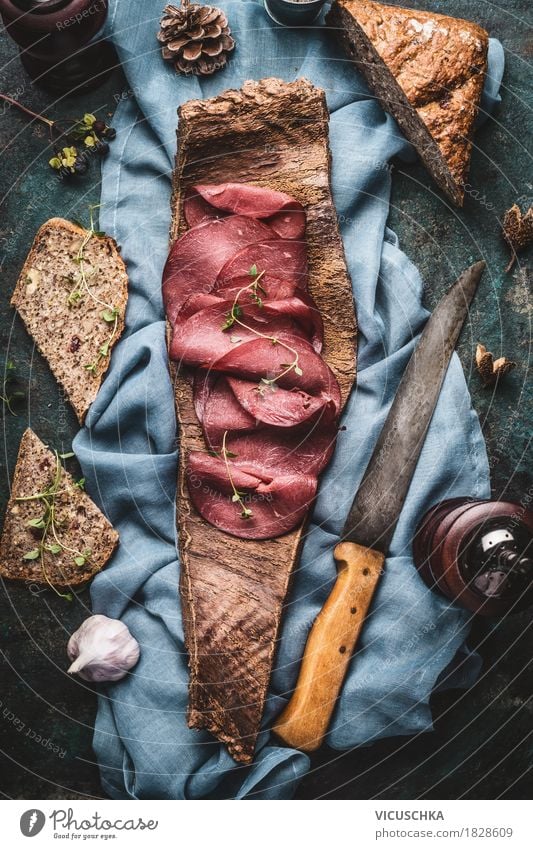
[72,0,504,799]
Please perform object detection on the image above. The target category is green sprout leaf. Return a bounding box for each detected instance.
[27,517,45,529]
[59,451,75,460]
[23,549,40,561]
[74,555,86,567]
[101,307,118,323]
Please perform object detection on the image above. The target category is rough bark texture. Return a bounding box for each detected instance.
[169,78,357,762]
[327,0,488,206]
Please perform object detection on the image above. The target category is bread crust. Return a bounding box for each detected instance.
[328,0,489,205]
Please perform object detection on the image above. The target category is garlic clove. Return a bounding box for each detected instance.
[66,614,140,683]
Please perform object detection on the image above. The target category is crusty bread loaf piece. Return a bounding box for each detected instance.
[11,218,128,424]
[0,429,118,588]
[327,0,489,205]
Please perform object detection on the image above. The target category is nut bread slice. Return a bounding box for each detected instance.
[11,218,128,424]
[0,429,118,588]
[327,0,489,206]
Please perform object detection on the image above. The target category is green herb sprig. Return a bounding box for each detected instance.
[221,431,253,520]
[221,265,303,393]
[64,206,121,376]
[15,451,91,601]
[0,95,115,181]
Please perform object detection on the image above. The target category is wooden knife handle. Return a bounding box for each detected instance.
[273,541,385,752]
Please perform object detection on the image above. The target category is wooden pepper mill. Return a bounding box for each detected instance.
[0,0,116,93]
[413,498,533,616]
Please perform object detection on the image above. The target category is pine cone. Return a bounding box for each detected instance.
[157,1,235,76]
[502,203,533,272]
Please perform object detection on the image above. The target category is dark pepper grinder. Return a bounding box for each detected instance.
[0,0,117,93]
[413,498,533,616]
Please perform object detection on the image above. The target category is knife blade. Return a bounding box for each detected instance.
[273,261,485,752]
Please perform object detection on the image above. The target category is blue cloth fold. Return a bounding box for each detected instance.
[73,0,504,798]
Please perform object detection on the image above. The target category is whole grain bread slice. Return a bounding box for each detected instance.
[327,0,489,206]
[11,218,128,424]
[0,429,118,588]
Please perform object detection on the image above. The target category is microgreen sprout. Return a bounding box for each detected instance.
[64,206,121,376]
[15,451,92,600]
[221,431,252,520]
[220,265,302,391]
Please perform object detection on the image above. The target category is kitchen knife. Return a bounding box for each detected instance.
[273,261,486,752]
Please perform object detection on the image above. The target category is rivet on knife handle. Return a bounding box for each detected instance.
[273,542,384,752]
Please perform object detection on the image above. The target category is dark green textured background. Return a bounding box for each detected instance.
[0,0,531,800]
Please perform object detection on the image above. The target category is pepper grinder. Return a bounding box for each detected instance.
[413,498,533,616]
[0,0,117,93]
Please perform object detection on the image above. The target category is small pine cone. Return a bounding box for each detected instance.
[157,1,235,76]
[502,203,533,272]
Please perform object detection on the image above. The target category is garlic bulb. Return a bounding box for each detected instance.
[67,614,140,682]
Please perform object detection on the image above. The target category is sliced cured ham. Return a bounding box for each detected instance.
[210,337,341,408]
[169,300,308,366]
[186,452,317,540]
[224,426,337,478]
[184,183,306,239]
[171,292,323,364]
[162,215,276,323]
[225,376,336,430]
[215,241,308,289]
[165,180,342,540]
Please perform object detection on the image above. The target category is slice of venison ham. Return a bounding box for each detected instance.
[162,215,276,324]
[215,241,308,290]
[209,337,341,410]
[186,451,317,540]
[171,291,323,363]
[223,425,337,478]
[169,300,309,366]
[184,183,306,239]
[225,376,336,430]
[198,374,336,458]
